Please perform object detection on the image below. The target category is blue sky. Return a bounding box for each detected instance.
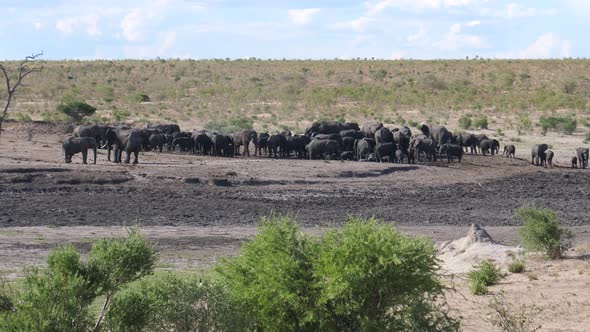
[0,0,588,60]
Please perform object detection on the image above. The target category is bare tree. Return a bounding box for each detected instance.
[0,52,43,136]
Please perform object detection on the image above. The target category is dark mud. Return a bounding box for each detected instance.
[2,168,588,227]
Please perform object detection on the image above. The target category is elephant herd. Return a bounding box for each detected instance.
[62,121,589,170]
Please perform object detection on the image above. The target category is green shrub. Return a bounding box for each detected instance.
[106,273,233,331]
[458,114,472,130]
[56,92,96,123]
[473,116,489,129]
[0,228,156,331]
[486,291,543,331]
[214,215,459,331]
[407,120,419,128]
[128,92,150,103]
[468,261,502,295]
[538,116,577,135]
[584,132,590,143]
[205,116,254,132]
[12,113,32,122]
[508,259,526,273]
[516,207,573,259]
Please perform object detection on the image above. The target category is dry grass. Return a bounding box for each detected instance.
[1,59,589,134]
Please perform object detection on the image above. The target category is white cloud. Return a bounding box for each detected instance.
[482,3,556,19]
[407,23,428,43]
[121,9,146,41]
[435,21,485,51]
[390,50,405,60]
[33,22,43,30]
[288,8,320,26]
[122,31,177,58]
[498,33,572,59]
[366,0,478,14]
[56,15,101,37]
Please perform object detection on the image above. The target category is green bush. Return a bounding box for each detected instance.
[214,215,459,331]
[458,114,472,130]
[106,273,233,331]
[0,228,156,331]
[584,132,590,143]
[56,92,96,123]
[468,261,502,295]
[407,120,419,128]
[516,207,573,259]
[538,116,577,135]
[128,92,150,103]
[205,116,254,132]
[473,116,489,129]
[507,259,526,273]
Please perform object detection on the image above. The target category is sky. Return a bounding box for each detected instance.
[0,0,588,60]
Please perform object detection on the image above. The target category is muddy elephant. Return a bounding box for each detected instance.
[307,139,340,160]
[73,124,110,148]
[412,137,437,162]
[148,133,166,152]
[63,137,97,164]
[503,144,515,158]
[147,124,181,135]
[531,144,549,166]
[268,134,287,158]
[374,127,394,144]
[305,121,344,136]
[439,144,463,163]
[231,130,257,157]
[546,150,555,168]
[419,123,452,147]
[256,133,270,156]
[361,121,383,138]
[457,133,478,154]
[479,139,493,156]
[375,142,396,163]
[106,128,144,164]
[576,147,589,169]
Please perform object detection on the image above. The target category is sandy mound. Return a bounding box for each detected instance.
[437,223,521,274]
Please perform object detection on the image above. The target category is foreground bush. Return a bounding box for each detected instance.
[215,215,459,331]
[516,207,573,259]
[0,228,156,331]
[468,261,502,295]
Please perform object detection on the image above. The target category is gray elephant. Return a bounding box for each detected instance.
[305,121,344,136]
[361,121,383,137]
[572,156,578,168]
[267,134,287,158]
[531,144,548,166]
[287,135,311,159]
[148,133,166,152]
[473,134,489,154]
[375,142,396,163]
[503,144,515,158]
[63,137,97,164]
[576,147,589,169]
[232,130,258,157]
[307,139,340,160]
[256,133,270,156]
[374,127,394,144]
[210,133,234,157]
[192,130,213,155]
[106,128,144,164]
[439,144,463,163]
[412,137,437,162]
[73,124,110,148]
[479,139,493,156]
[419,123,452,147]
[355,138,375,161]
[457,133,477,154]
[546,150,555,168]
[146,124,181,135]
[491,139,500,155]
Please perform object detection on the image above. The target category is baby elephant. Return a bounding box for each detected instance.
[572,156,578,168]
[503,144,515,158]
[546,150,554,168]
[439,144,463,163]
[63,137,97,164]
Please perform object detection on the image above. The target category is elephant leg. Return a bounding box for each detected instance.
[93,147,97,164]
[124,151,131,163]
[133,151,139,164]
[82,149,88,164]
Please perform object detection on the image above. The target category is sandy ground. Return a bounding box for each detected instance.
[1,122,590,331]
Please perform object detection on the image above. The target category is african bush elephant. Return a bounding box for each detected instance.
[138,128,162,150]
[361,121,383,138]
[148,133,166,152]
[106,128,144,164]
[491,139,500,155]
[531,144,549,166]
[256,133,270,156]
[546,150,554,168]
[73,125,110,148]
[374,127,394,144]
[63,137,97,164]
[576,147,589,169]
[210,133,234,157]
[419,123,452,147]
[268,134,287,158]
[355,138,375,161]
[479,139,493,156]
[339,129,364,140]
[307,139,340,160]
[287,135,311,159]
[457,133,478,154]
[192,130,212,155]
[172,137,194,154]
[572,156,578,168]
[439,144,463,163]
[503,144,515,158]
[147,124,181,135]
[232,130,258,157]
[305,121,344,136]
[412,137,437,162]
[375,142,396,163]
[473,134,489,154]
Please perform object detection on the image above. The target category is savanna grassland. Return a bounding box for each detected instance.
[4,59,590,134]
